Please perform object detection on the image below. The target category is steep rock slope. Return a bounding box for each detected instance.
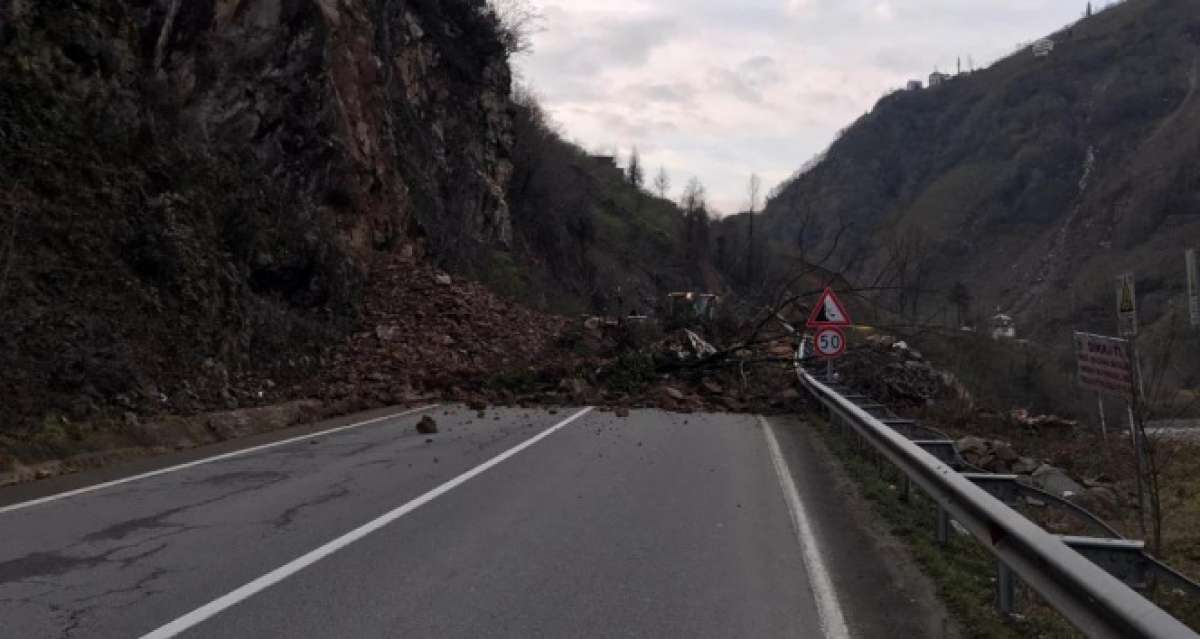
[0,0,515,433]
[763,0,1200,339]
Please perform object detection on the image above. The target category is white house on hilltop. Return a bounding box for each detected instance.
[1033,38,1056,58]
[990,314,1016,340]
[929,71,952,87]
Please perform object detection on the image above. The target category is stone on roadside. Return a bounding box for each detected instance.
[956,436,988,459]
[434,274,452,286]
[777,388,801,401]
[1073,486,1120,517]
[662,387,686,401]
[559,378,590,399]
[994,443,1019,463]
[1011,457,1039,474]
[1031,464,1084,497]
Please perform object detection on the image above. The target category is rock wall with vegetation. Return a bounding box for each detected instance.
[0,0,516,438]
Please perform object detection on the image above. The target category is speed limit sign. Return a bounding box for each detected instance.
[814,328,847,358]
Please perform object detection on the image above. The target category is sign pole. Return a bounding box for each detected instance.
[1128,402,1148,540]
[1188,248,1200,329]
[1097,393,1108,441]
[1128,335,1148,541]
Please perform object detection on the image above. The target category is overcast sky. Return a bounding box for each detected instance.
[515,0,1089,214]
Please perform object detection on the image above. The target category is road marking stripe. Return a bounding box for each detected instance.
[0,405,439,516]
[760,415,851,639]
[139,406,595,639]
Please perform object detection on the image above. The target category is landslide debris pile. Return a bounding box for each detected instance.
[314,272,811,417]
[833,334,1125,526]
[463,321,808,415]
[313,254,571,412]
[835,336,972,408]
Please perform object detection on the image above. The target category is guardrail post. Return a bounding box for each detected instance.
[936,506,950,546]
[901,476,911,503]
[998,561,1016,615]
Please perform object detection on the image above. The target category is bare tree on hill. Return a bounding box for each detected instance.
[486,0,542,55]
[653,167,670,199]
[746,173,762,285]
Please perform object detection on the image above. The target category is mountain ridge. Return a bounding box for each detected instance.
[760,0,1200,345]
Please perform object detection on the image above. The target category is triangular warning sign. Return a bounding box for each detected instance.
[807,288,853,328]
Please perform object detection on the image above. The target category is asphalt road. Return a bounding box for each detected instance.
[0,405,951,638]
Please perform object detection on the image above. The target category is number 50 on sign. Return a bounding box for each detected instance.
[815,328,847,358]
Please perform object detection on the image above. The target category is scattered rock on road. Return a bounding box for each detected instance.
[416,415,439,435]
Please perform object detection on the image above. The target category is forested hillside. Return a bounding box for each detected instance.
[482,91,720,316]
[760,0,1200,349]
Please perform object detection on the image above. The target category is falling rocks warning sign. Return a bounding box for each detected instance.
[807,288,852,328]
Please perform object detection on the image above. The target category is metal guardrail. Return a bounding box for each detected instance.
[795,347,1200,638]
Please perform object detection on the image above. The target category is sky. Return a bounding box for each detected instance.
[514,0,1089,214]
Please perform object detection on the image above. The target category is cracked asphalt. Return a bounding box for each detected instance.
[0,406,954,638]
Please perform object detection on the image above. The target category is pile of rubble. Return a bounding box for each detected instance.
[302,259,809,417]
[309,254,572,414]
[835,335,971,408]
[956,435,1122,518]
[1009,409,1079,430]
[454,326,807,415]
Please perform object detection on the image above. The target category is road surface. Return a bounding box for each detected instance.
[0,405,951,638]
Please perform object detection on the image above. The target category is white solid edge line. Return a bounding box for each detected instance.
[139,405,595,639]
[760,415,851,639]
[0,405,440,516]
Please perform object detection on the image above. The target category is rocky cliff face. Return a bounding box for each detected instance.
[0,0,515,434]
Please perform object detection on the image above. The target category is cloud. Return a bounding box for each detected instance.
[623,81,698,106]
[872,2,895,22]
[518,1,1084,213]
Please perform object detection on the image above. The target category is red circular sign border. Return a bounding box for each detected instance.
[814,327,847,358]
